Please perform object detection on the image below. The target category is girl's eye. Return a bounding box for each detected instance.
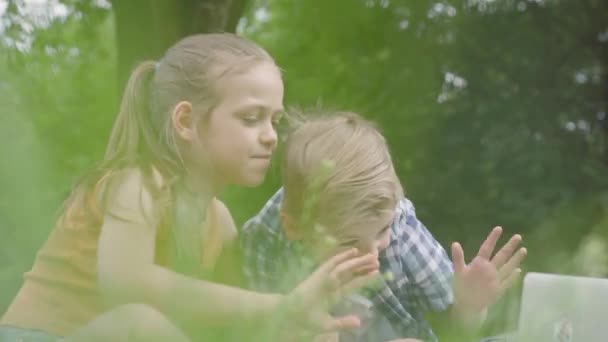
[240,111,283,126]
[241,114,260,124]
[338,239,359,247]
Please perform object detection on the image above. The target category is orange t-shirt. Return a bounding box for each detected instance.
[1,199,223,337]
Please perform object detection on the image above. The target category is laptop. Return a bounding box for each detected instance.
[516,272,608,342]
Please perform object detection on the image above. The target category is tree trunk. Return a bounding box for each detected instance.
[111,0,249,92]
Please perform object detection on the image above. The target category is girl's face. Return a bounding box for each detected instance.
[194,62,284,188]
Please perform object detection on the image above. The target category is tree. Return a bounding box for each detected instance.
[111,0,248,89]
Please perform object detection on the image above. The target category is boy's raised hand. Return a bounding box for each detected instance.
[283,248,379,334]
[450,226,527,317]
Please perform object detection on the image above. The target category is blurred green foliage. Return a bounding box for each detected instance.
[1,0,607,338]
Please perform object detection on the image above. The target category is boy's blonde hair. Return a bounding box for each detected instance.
[281,111,403,242]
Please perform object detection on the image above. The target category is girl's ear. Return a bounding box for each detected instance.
[171,101,195,142]
[280,209,303,240]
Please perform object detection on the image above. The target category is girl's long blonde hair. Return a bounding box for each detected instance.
[59,33,277,272]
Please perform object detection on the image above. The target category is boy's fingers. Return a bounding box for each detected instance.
[321,314,361,332]
[330,253,378,285]
[477,226,503,260]
[353,261,381,275]
[498,247,527,281]
[492,234,522,268]
[499,268,522,294]
[451,242,466,274]
[319,248,358,274]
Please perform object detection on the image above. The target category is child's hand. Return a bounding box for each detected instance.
[283,248,379,334]
[451,226,527,318]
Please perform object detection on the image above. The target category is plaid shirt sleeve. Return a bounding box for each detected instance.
[387,197,454,313]
[240,188,285,293]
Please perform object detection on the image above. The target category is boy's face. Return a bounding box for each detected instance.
[333,220,392,259]
[282,210,394,261]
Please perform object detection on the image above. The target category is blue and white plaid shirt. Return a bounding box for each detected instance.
[241,188,454,341]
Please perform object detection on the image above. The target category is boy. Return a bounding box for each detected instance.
[241,111,526,341]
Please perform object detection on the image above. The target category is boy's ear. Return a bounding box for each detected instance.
[280,209,303,240]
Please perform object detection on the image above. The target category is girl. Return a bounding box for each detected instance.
[0,33,379,341]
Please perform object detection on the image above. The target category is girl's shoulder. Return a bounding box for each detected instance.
[103,166,167,225]
[107,165,166,196]
[209,198,237,242]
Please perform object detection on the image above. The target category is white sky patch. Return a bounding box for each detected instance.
[253,6,270,23]
[0,0,73,52]
[0,1,8,16]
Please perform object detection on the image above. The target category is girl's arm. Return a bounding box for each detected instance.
[97,169,278,325]
[209,199,245,287]
[97,169,378,331]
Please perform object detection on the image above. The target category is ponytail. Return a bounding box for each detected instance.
[104,61,156,162]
